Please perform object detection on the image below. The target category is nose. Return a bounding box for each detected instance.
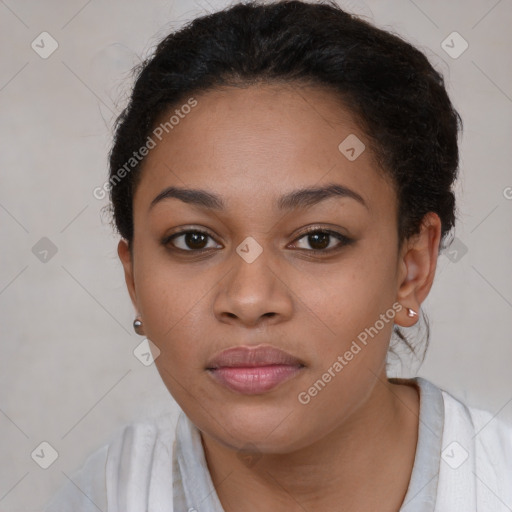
[212,245,294,328]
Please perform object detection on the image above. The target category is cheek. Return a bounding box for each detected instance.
[291,241,399,385]
[297,245,397,336]
[134,255,210,363]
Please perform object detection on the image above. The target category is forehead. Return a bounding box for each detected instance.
[133,83,396,217]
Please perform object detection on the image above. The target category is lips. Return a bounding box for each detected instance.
[207,345,304,369]
[206,345,305,395]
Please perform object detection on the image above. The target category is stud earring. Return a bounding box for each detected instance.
[407,308,418,318]
[133,317,144,335]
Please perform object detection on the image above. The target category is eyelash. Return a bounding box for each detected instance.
[162,227,353,255]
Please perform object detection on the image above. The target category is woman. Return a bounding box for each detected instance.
[44,0,512,510]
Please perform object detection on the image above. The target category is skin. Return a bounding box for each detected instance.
[118,82,441,511]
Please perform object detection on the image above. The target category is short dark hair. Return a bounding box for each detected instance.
[107,0,463,359]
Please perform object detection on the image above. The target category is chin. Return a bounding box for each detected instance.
[196,400,311,452]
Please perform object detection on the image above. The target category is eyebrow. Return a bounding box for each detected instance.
[149,183,368,212]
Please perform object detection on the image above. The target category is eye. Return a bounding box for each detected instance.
[291,228,353,253]
[163,229,221,252]
[162,227,352,254]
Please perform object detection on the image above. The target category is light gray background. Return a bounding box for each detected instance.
[1,0,511,510]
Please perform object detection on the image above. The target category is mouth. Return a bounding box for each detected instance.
[206,345,305,395]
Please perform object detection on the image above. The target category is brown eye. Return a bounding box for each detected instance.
[306,232,330,250]
[164,230,221,251]
[292,229,352,253]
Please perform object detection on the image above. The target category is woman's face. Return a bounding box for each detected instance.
[119,83,414,453]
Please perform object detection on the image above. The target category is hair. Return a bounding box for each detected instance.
[107,0,463,361]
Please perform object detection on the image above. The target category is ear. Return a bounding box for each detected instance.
[117,238,138,311]
[395,212,442,327]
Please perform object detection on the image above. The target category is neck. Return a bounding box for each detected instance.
[200,374,420,511]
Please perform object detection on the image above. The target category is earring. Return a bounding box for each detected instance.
[133,317,144,335]
[407,308,418,318]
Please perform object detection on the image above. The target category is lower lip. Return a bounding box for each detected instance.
[208,365,303,394]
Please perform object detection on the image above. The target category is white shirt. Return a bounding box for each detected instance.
[43,377,512,511]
